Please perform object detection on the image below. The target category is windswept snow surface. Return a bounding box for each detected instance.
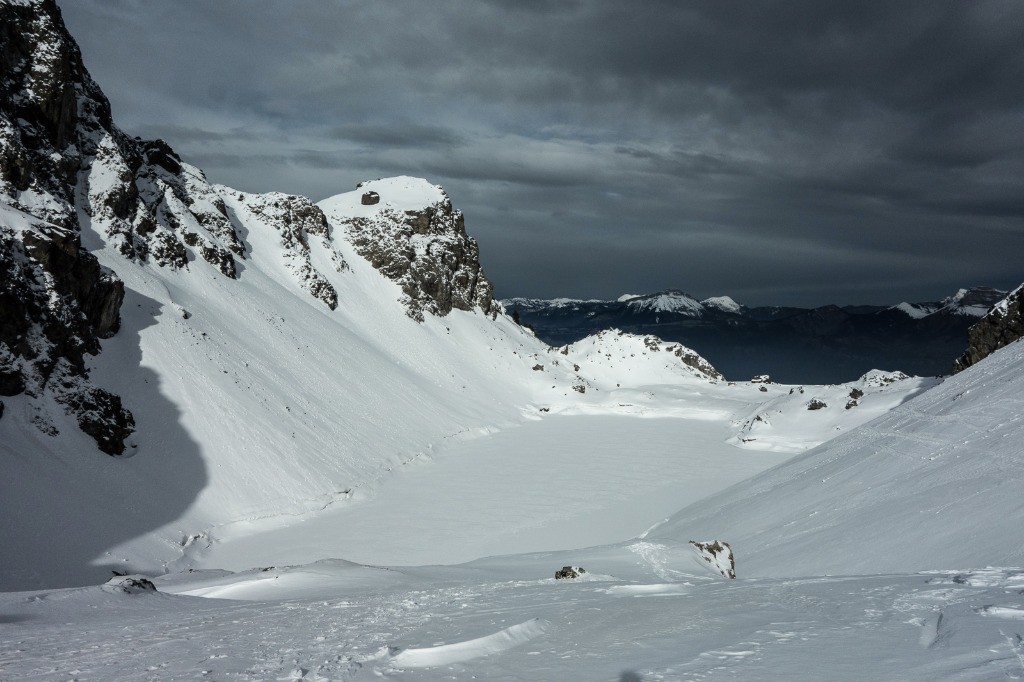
[5,557,1024,680]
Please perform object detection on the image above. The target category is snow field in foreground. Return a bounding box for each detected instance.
[4,554,1024,681]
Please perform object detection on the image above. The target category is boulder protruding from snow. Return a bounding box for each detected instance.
[361,191,380,205]
[555,566,586,580]
[103,574,157,594]
[689,540,735,579]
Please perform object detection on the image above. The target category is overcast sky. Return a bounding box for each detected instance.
[61,1,1024,306]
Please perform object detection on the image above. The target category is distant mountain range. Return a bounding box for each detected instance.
[503,287,1007,383]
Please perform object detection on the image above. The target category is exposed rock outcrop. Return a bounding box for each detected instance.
[103,574,157,594]
[324,177,495,321]
[666,341,724,380]
[228,191,345,310]
[0,0,350,451]
[0,0,243,277]
[953,284,1024,373]
[0,210,133,454]
[555,565,586,580]
[689,540,735,579]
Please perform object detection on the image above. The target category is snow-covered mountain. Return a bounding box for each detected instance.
[504,286,1008,382]
[5,3,1024,679]
[0,0,750,591]
[891,286,1007,320]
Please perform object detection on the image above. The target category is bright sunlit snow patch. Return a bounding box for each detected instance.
[389,618,549,668]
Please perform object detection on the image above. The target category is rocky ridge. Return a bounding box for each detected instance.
[0,0,239,453]
[319,176,495,321]
[953,284,1024,373]
[2,1,487,452]
[224,190,344,310]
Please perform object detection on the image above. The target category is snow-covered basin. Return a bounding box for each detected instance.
[186,413,792,571]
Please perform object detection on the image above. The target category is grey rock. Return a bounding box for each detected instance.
[341,185,495,320]
[953,285,1024,373]
[555,566,586,580]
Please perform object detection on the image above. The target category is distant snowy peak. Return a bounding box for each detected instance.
[503,291,742,317]
[891,302,935,319]
[626,290,704,316]
[503,297,602,312]
[891,286,1006,319]
[940,286,1006,316]
[701,295,744,314]
[318,177,494,320]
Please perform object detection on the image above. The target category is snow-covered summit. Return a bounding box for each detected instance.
[553,329,724,386]
[319,177,494,320]
[318,176,448,218]
[891,286,1006,319]
[625,289,704,316]
[701,295,744,314]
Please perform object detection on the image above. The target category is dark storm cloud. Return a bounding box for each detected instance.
[328,124,466,149]
[59,0,1024,305]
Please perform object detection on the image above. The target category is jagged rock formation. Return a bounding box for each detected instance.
[0,207,133,454]
[953,284,1024,373]
[323,177,495,321]
[227,191,344,310]
[0,0,340,452]
[0,0,242,276]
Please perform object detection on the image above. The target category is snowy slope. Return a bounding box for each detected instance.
[0,174,573,590]
[647,338,1024,577]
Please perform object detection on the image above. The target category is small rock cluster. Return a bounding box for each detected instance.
[555,566,586,580]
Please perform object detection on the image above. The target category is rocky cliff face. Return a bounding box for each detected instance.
[227,190,344,310]
[953,284,1024,373]
[0,0,243,276]
[0,206,133,454]
[0,1,139,452]
[0,2,504,452]
[320,177,495,321]
[0,0,328,453]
